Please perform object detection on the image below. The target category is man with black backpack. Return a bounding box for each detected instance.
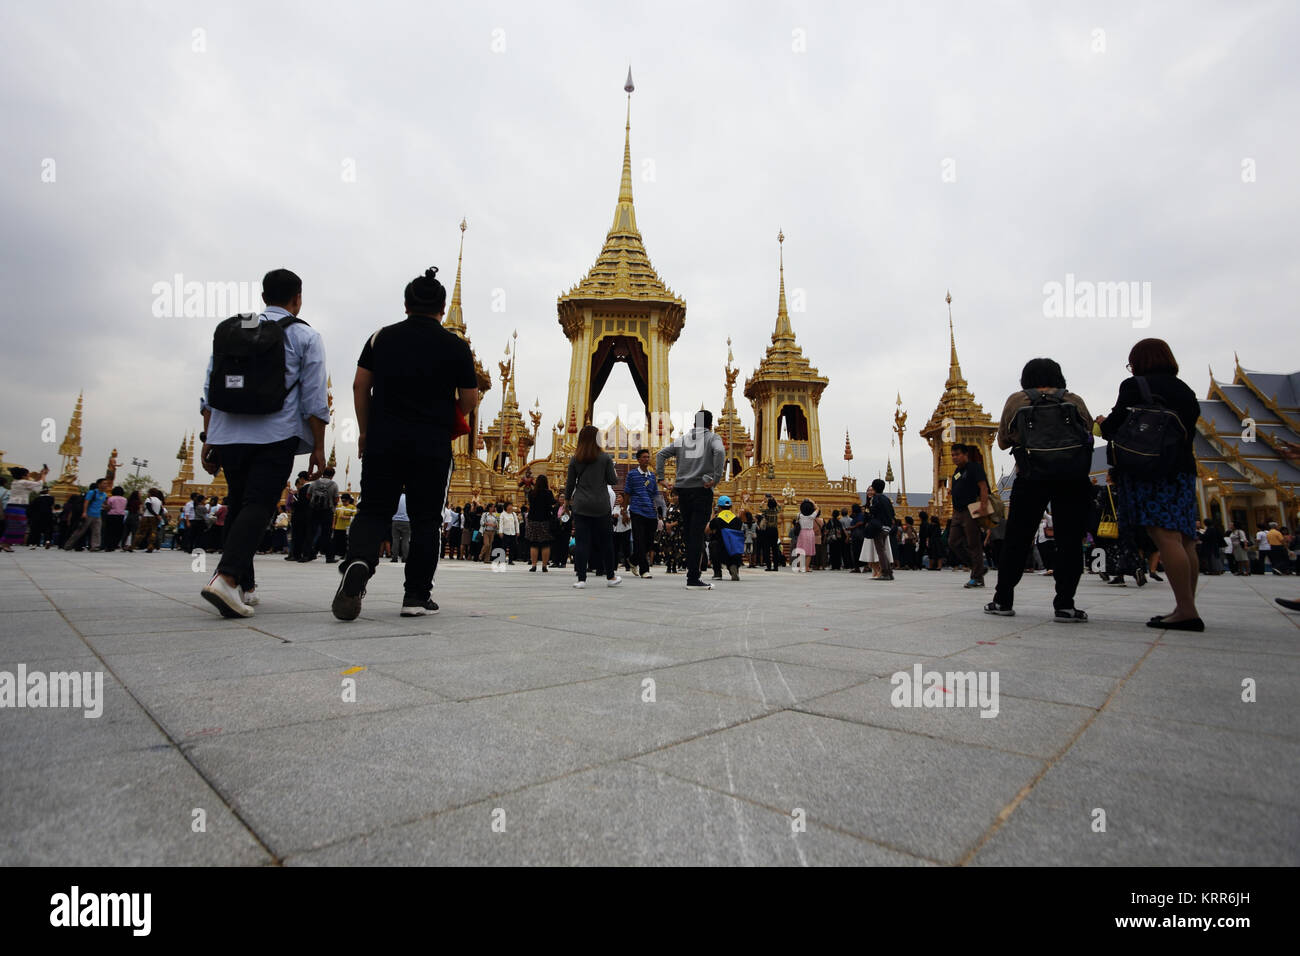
[307,466,340,561]
[984,357,1094,622]
[198,268,330,617]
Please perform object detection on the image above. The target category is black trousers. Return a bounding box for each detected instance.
[215,437,299,590]
[345,453,452,605]
[315,509,336,559]
[993,475,1091,611]
[630,514,658,574]
[573,512,615,582]
[676,487,714,584]
[290,507,314,559]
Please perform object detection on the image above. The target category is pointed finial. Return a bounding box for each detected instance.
[774,230,793,340]
[460,217,467,233]
[945,289,963,386]
[625,66,634,95]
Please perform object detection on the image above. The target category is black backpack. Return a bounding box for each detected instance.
[1012,389,1093,480]
[309,480,334,512]
[207,314,307,414]
[1110,377,1186,477]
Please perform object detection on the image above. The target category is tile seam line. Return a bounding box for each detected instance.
[15,560,284,865]
[954,638,1164,867]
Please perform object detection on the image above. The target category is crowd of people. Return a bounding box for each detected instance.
[4,268,1298,627]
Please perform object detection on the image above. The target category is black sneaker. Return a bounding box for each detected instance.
[983,601,1015,616]
[1053,608,1088,624]
[332,560,370,621]
[400,599,439,616]
[686,580,713,590]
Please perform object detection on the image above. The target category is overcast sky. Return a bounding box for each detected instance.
[2,1,1297,494]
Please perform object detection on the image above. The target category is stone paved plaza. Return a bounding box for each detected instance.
[1,547,1296,866]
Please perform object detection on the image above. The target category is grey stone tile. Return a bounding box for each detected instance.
[372,651,612,700]
[286,763,928,866]
[458,673,775,757]
[182,702,612,855]
[636,710,1042,863]
[136,666,445,740]
[751,642,923,677]
[646,656,868,707]
[971,754,1300,866]
[796,676,1094,758]
[1067,712,1300,809]
[99,642,336,687]
[0,749,271,865]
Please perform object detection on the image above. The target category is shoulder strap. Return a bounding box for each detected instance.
[1135,376,1155,405]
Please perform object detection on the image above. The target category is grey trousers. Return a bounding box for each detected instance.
[391,520,411,561]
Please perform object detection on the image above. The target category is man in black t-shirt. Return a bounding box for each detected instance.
[950,443,991,588]
[332,267,480,621]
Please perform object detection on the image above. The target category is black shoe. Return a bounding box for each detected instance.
[1149,570,1163,582]
[686,579,713,590]
[400,599,439,616]
[1275,598,1300,612]
[1146,616,1203,632]
[984,601,1015,616]
[1053,608,1088,624]
[529,565,537,572]
[332,560,370,621]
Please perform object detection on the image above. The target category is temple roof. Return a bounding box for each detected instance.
[920,293,996,437]
[558,75,684,310]
[743,233,828,400]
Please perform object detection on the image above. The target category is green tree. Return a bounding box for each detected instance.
[122,474,159,497]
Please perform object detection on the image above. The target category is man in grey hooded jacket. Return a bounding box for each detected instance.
[656,409,726,590]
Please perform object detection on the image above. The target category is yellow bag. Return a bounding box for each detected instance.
[1096,485,1119,540]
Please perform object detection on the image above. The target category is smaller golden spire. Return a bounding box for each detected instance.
[774,229,794,342]
[446,218,468,335]
[945,289,965,387]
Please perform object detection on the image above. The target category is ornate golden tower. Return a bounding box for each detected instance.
[716,338,753,480]
[442,218,502,507]
[556,69,685,450]
[724,231,856,529]
[919,291,997,518]
[50,391,84,503]
[743,232,829,477]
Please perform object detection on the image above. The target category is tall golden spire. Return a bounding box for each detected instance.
[445,218,468,336]
[945,289,965,387]
[606,66,639,237]
[774,230,794,342]
[559,69,683,307]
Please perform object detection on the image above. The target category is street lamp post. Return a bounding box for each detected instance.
[132,457,148,479]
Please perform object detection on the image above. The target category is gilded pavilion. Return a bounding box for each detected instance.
[916,292,998,520]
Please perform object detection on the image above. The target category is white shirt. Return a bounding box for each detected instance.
[392,493,409,523]
[498,512,519,535]
[182,501,196,521]
[1035,515,1053,544]
[612,505,631,533]
[1256,530,1270,551]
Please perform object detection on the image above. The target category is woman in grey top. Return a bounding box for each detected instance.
[564,425,621,589]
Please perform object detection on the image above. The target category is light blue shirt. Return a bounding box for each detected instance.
[201,307,330,454]
[392,493,409,522]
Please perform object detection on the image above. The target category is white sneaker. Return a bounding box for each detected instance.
[607,576,622,587]
[572,580,586,589]
[202,573,253,618]
[240,588,260,607]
